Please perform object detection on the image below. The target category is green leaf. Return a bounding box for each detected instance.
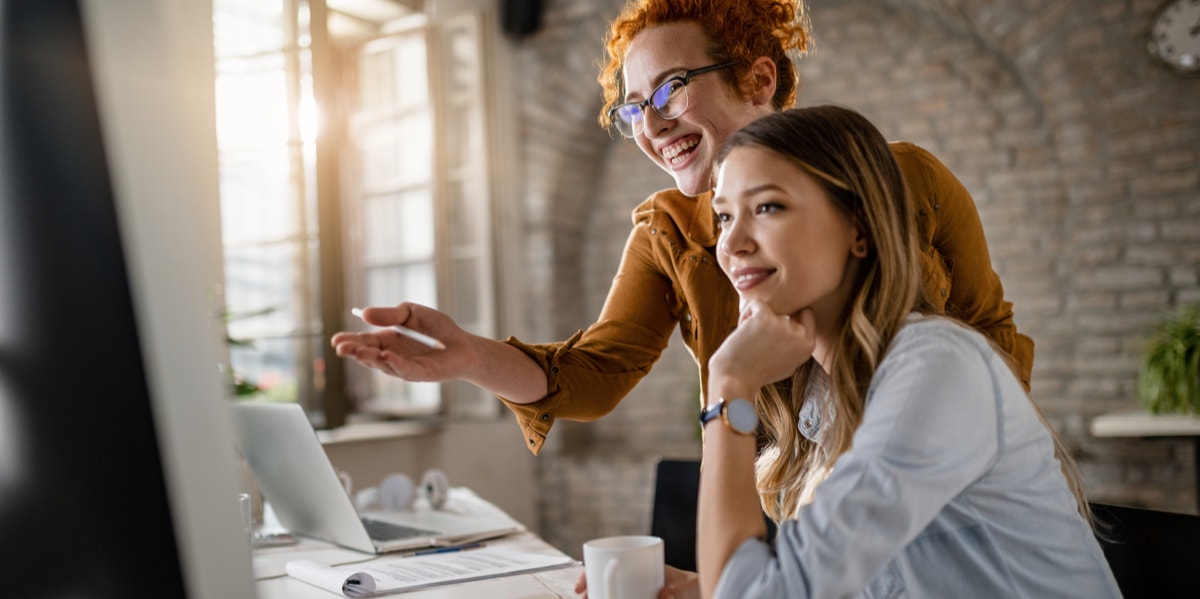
[1137,303,1200,414]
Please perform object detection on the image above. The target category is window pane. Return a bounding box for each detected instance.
[358,112,431,188]
[357,51,392,111]
[391,35,429,108]
[215,55,289,151]
[365,263,437,310]
[224,242,305,337]
[213,0,285,58]
[358,34,428,112]
[218,148,295,243]
[229,335,311,401]
[363,190,435,262]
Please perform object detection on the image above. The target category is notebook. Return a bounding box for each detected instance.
[229,401,524,554]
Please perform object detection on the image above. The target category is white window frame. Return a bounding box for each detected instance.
[213,0,517,426]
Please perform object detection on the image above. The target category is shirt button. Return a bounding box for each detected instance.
[803,419,814,429]
[528,438,535,445]
[940,288,948,298]
[685,314,692,322]
[551,366,560,374]
[540,413,551,421]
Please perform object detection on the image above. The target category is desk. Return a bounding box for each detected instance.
[1090,410,1200,512]
[254,531,583,598]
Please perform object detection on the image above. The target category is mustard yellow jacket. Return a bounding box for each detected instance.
[501,142,1034,455]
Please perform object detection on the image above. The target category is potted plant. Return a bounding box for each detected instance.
[1136,303,1200,415]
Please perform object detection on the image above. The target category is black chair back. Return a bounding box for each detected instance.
[650,459,703,571]
[650,458,777,572]
[1090,502,1200,599]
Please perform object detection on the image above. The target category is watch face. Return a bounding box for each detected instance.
[1149,0,1200,73]
[724,398,759,435]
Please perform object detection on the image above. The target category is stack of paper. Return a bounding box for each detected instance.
[285,543,576,597]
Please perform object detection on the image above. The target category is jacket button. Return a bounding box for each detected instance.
[541,413,550,421]
[551,366,560,374]
[940,288,948,298]
[528,438,535,445]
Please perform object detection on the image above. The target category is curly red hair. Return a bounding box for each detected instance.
[597,0,812,130]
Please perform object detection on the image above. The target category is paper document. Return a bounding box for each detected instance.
[285,545,576,597]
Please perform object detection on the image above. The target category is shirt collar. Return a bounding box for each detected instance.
[689,190,718,247]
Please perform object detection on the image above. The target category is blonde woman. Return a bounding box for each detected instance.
[699,105,1117,598]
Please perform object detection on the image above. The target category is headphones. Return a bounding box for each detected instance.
[350,468,450,512]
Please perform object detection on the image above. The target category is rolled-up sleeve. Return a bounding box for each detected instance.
[498,220,678,454]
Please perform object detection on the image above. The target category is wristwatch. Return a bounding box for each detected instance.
[699,398,758,435]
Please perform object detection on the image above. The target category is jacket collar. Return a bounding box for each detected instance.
[688,189,718,247]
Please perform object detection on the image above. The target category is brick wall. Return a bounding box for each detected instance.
[507,0,1200,558]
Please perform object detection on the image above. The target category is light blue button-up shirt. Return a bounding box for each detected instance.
[714,315,1120,598]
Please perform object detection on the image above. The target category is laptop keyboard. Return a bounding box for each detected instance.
[361,518,440,542]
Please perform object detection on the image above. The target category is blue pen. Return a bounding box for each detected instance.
[407,541,486,557]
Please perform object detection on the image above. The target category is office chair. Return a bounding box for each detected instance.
[650,458,777,572]
[650,459,703,571]
[1089,502,1200,599]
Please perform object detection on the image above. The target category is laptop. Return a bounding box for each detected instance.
[229,401,524,554]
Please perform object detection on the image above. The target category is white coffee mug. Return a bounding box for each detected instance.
[583,535,664,599]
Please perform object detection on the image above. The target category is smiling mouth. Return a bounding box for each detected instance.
[733,269,775,291]
[662,136,699,167]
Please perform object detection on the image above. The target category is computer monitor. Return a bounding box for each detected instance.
[0,0,255,597]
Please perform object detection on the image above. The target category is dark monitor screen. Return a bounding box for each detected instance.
[0,0,254,596]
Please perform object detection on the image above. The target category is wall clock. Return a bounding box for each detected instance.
[1147,0,1200,74]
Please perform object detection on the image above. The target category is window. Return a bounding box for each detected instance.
[212,0,504,426]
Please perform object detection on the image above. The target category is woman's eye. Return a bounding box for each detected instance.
[715,212,732,227]
[755,202,783,215]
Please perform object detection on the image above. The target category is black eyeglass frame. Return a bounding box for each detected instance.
[608,60,739,138]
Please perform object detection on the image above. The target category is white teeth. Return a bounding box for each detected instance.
[662,138,698,163]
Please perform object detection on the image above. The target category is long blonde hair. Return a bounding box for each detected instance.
[715,106,1093,526]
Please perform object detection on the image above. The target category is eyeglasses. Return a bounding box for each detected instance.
[608,60,738,138]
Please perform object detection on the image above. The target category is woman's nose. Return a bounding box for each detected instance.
[640,106,673,138]
[718,220,754,257]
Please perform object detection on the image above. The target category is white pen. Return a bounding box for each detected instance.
[351,308,446,350]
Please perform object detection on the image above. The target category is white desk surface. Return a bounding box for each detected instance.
[253,531,583,598]
[1090,410,1200,438]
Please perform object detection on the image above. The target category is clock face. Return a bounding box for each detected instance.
[1149,0,1200,73]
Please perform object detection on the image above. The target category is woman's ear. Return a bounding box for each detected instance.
[851,227,869,258]
[747,56,777,107]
